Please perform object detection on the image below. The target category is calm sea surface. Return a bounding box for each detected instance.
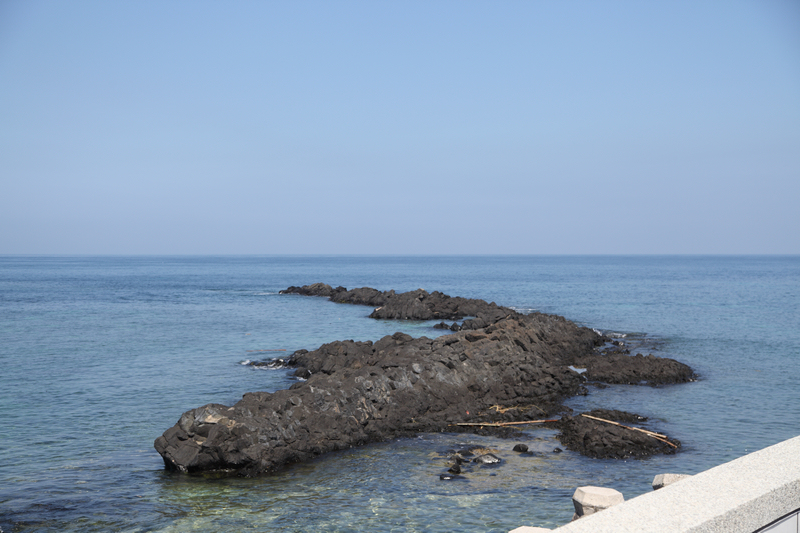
[1,255,798,532]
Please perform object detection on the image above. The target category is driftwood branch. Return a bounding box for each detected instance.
[580,414,678,448]
[451,419,558,428]
[486,403,546,415]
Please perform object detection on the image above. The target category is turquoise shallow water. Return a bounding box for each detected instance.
[1,255,798,532]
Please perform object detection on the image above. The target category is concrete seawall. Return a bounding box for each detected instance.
[513,434,800,533]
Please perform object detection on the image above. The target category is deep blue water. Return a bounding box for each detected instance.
[0,255,798,532]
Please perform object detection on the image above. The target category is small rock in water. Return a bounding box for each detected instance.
[448,464,462,474]
[473,453,501,464]
[449,453,468,464]
[513,444,529,453]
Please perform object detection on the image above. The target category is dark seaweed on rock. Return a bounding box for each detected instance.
[155,285,695,476]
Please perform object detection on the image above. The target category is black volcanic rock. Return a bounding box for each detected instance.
[155,285,695,476]
[280,282,345,299]
[557,409,681,459]
[574,352,695,385]
[280,284,515,328]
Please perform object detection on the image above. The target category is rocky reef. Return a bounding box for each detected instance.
[280,282,514,329]
[558,409,681,459]
[155,284,694,476]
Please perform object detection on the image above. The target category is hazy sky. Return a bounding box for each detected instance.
[1,1,798,254]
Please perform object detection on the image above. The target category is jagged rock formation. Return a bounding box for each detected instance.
[281,283,514,329]
[155,285,695,476]
[558,409,681,459]
[575,352,696,385]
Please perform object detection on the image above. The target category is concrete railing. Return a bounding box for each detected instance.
[512,434,800,533]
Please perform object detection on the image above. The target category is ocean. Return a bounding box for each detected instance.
[1,255,798,532]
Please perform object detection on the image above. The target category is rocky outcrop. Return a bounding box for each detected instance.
[280,283,515,329]
[575,352,696,385]
[155,285,695,476]
[557,409,681,459]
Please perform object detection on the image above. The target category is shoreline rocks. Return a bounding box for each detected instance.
[557,409,681,459]
[155,284,694,476]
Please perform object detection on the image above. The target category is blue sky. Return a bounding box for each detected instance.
[1,0,798,254]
